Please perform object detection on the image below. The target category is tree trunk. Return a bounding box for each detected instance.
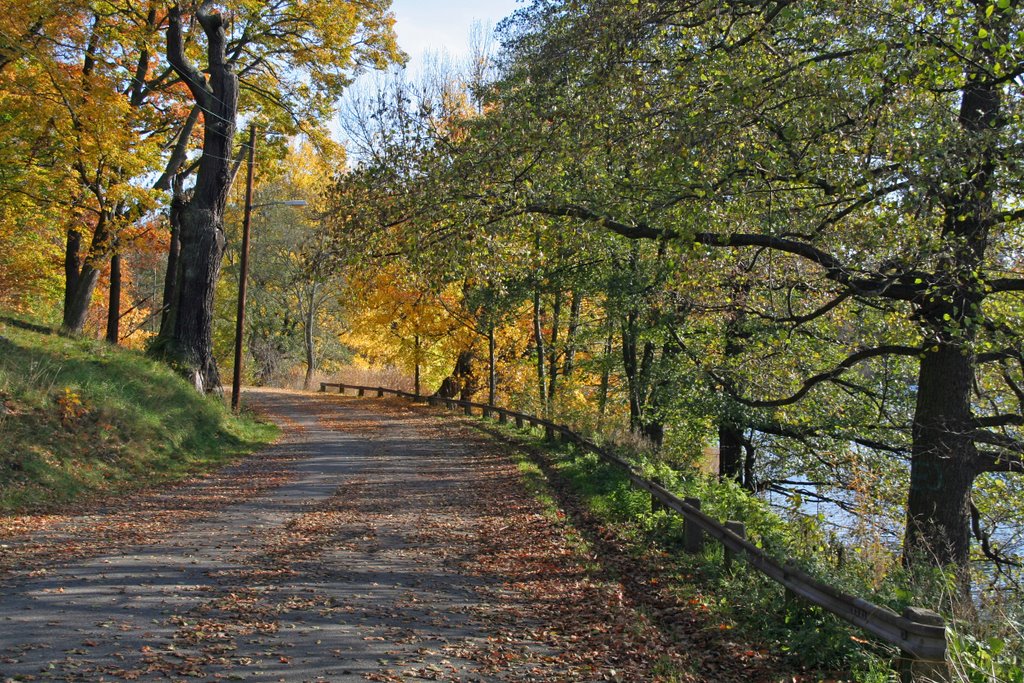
[533,288,548,416]
[562,290,582,378]
[622,311,642,432]
[157,5,239,393]
[62,215,111,336]
[717,294,754,485]
[718,322,748,484]
[547,289,562,409]
[302,283,317,390]
[60,15,106,337]
[158,191,184,339]
[640,341,673,449]
[414,334,421,397]
[433,349,476,400]
[719,423,745,484]
[597,318,613,429]
[488,324,496,407]
[622,309,658,436]
[62,265,101,335]
[901,42,1000,600]
[63,228,82,324]
[105,251,121,344]
[743,441,756,492]
[905,344,978,597]
[172,202,228,392]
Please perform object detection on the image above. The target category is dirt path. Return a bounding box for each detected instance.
[1,389,763,682]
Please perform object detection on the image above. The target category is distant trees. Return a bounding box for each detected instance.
[233,144,349,390]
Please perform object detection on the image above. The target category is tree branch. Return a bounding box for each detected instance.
[153,105,201,192]
[971,500,1022,569]
[166,4,211,109]
[972,414,1024,429]
[989,278,1024,293]
[715,345,921,408]
[522,203,924,301]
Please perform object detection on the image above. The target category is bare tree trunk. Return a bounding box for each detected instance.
[433,349,476,400]
[156,4,239,393]
[63,228,82,325]
[158,187,185,339]
[718,423,745,484]
[62,214,112,336]
[302,283,318,390]
[105,251,121,344]
[903,57,1000,601]
[155,107,200,338]
[60,15,106,337]
[172,203,227,392]
[597,316,613,430]
[488,324,496,406]
[547,290,562,410]
[414,335,421,396]
[719,328,747,484]
[906,344,978,599]
[533,289,548,417]
[562,290,582,378]
[63,266,102,335]
[621,310,642,432]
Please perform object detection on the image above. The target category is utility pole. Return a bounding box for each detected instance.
[232,123,257,412]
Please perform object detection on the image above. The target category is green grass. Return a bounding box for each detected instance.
[0,315,279,512]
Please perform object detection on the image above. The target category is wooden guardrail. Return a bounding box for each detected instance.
[319,381,948,680]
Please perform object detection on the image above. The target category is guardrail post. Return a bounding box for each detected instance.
[357,388,365,396]
[781,560,804,619]
[515,415,524,429]
[684,497,704,553]
[498,410,508,424]
[724,520,745,571]
[377,388,385,397]
[544,424,555,442]
[339,385,345,394]
[899,608,949,683]
[651,478,668,514]
[464,404,473,416]
[319,382,326,392]
[783,560,796,604]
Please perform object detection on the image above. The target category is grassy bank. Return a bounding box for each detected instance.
[0,316,279,512]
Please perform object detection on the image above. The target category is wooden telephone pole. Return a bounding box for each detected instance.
[231,124,257,412]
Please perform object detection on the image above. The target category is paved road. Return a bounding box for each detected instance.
[1,389,761,682]
[1,390,538,682]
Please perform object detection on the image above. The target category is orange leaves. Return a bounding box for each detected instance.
[55,386,89,427]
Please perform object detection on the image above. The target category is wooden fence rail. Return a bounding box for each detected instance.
[319,381,948,680]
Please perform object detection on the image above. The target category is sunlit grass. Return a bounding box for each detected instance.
[0,315,279,512]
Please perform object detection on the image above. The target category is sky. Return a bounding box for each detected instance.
[336,0,523,143]
[387,0,523,72]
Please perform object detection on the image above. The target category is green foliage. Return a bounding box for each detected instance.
[0,315,278,511]
[949,627,1024,683]
[328,0,1024,597]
